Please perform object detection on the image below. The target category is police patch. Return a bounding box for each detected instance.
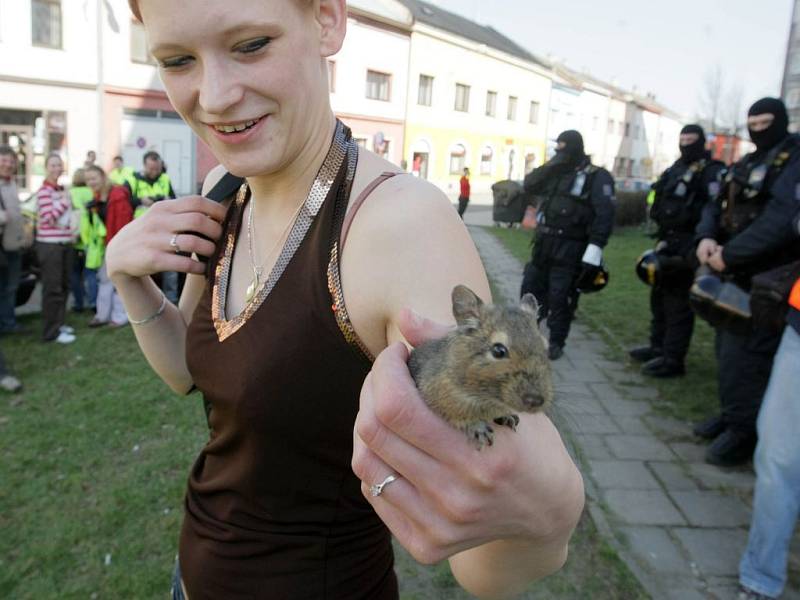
[709,182,720,198]
[603,184,612,197]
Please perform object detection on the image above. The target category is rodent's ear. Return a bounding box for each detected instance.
[452,285,483,326]
[520,293,540,319]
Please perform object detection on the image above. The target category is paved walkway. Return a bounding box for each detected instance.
[466,220,800,600]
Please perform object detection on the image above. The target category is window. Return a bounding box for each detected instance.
[627,158,634,177]
[418,74,434,106]
[354,137,368,148]
[480,146,493,175]
[607,119,614,134]
[32,0,62,48]
[449,144,467,174]
[486,91,497,117]
[327,61,336,93]
[524,153,536,174]
[507,96,518,121]
[634,125,640,139]
[454,84,470,112]
[787,89,800,109]
[366,70,391,102]
[529,101,540,124]
[624,122,631,137]
[130,20,156,65]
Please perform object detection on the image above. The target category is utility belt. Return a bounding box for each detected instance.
[536,224,588,241]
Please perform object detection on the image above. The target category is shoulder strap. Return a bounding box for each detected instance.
[339,171,401,248]
[206,172,246,203]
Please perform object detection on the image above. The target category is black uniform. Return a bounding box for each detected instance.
[520,131,615,355]
[694,98,800,465]
[647,149,725,368]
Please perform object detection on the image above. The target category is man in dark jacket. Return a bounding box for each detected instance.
[520,130,615,360]
[694,97,800,467]
[630,125,725,377]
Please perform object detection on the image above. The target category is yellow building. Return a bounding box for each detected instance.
[400,0,553,201]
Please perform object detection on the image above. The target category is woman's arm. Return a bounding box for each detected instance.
[346,174,584,598]
[107,167,228,394]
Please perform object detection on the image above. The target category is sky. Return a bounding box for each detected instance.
[425,0,794,122]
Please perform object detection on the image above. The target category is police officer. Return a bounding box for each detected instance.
[131,151,176,218]
[520,130,615,360]
[630,125,725,377]
[131,151,178,302]
[694,97,800,467]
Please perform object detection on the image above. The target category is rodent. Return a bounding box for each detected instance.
[408,285,553,449]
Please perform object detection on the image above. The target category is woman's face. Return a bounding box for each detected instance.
[46,157,63,182]
[139,0,344,178]
[85,170,104,193]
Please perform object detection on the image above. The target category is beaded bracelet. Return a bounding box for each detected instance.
[129,293,168,326]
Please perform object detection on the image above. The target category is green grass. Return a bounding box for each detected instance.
[484,225,719,422]
[1,311,648,599]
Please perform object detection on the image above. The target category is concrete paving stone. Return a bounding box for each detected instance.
[649,462,699,491]
[670,491,752,527]
[618,526,692,574]
[562,363,609,384]
[554,399,608,424]
[687,463,755,493]
[604,489,687,526]
[618,384,661,402]
[670,442,709,463]
[592,358,628,372]
[706,576,743,600]
[606,435,676,461]
[593,385,652,416]
[612,416,651,435]
[589,459,661,490]
[553,380,598,401]
[570,434,614,460]
[569,413,621,435]
[643,415,693,439]
[673,528,747,577]
[662,586,709,600]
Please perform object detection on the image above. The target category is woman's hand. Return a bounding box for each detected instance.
[106,196,227,281]
[352,309,584,574]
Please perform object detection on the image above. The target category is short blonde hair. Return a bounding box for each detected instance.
[129,0,313,22]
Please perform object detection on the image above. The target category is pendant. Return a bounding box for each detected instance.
[245,277,258,303]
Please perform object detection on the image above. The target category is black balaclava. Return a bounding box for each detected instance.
[748,97,789,153]
[679,124,707,163]
[556,130,585,165]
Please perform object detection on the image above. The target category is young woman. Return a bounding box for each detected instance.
[35,154,76,344]
[84,166,133,328]
[107,1,584,598]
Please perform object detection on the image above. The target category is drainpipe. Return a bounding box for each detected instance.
[96,0,105,162]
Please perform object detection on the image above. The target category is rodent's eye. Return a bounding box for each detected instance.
[491,343,509,359]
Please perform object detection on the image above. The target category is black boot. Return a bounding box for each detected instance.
[705,429,756,467]
[629,345,663,363]
[693,415,726,440]
[641,356,685,378]
[548,344,564,361]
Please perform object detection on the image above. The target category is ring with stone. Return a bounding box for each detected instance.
[369,474,399,497]
[169,233,182,254]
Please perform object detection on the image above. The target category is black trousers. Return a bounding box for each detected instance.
[715,326,782,436]
[457,195,469,218]
[520,235,584,348]
[649,270,695,363]
[36,242,73,341]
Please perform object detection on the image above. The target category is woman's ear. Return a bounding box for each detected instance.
[316,0,347,57]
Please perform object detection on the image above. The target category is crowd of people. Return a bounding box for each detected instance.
[521,97,799,600]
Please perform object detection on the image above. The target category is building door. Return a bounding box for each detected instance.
[120,113,195,195]
[0,126,34,192]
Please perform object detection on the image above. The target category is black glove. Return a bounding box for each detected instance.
[575,262,601,291]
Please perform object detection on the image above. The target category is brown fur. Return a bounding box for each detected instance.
[408,286,552,448]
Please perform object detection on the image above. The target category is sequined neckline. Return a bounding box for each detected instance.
[211,121,355,342]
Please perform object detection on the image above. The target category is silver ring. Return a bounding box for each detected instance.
[169,233,182,254]
[369,474,399,497]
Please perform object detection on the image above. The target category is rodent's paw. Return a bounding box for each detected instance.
[493,414,520,432]
[464,421,494,450]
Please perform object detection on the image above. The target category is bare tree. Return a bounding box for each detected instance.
[723,83,746,135]
[698,64,725,133]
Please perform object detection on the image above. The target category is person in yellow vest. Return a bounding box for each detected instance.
[108,156,136,192]
[69,169,97,312]
[130,151,179,302]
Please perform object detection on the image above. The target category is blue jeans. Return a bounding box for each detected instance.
[85,268,98,308]
[0,250,21,330]
[171,559,186,600]
[739,325,800,598]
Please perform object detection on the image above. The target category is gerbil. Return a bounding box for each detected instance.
[408,285,553,449]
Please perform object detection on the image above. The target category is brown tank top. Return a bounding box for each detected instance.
[182,123,399,599]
